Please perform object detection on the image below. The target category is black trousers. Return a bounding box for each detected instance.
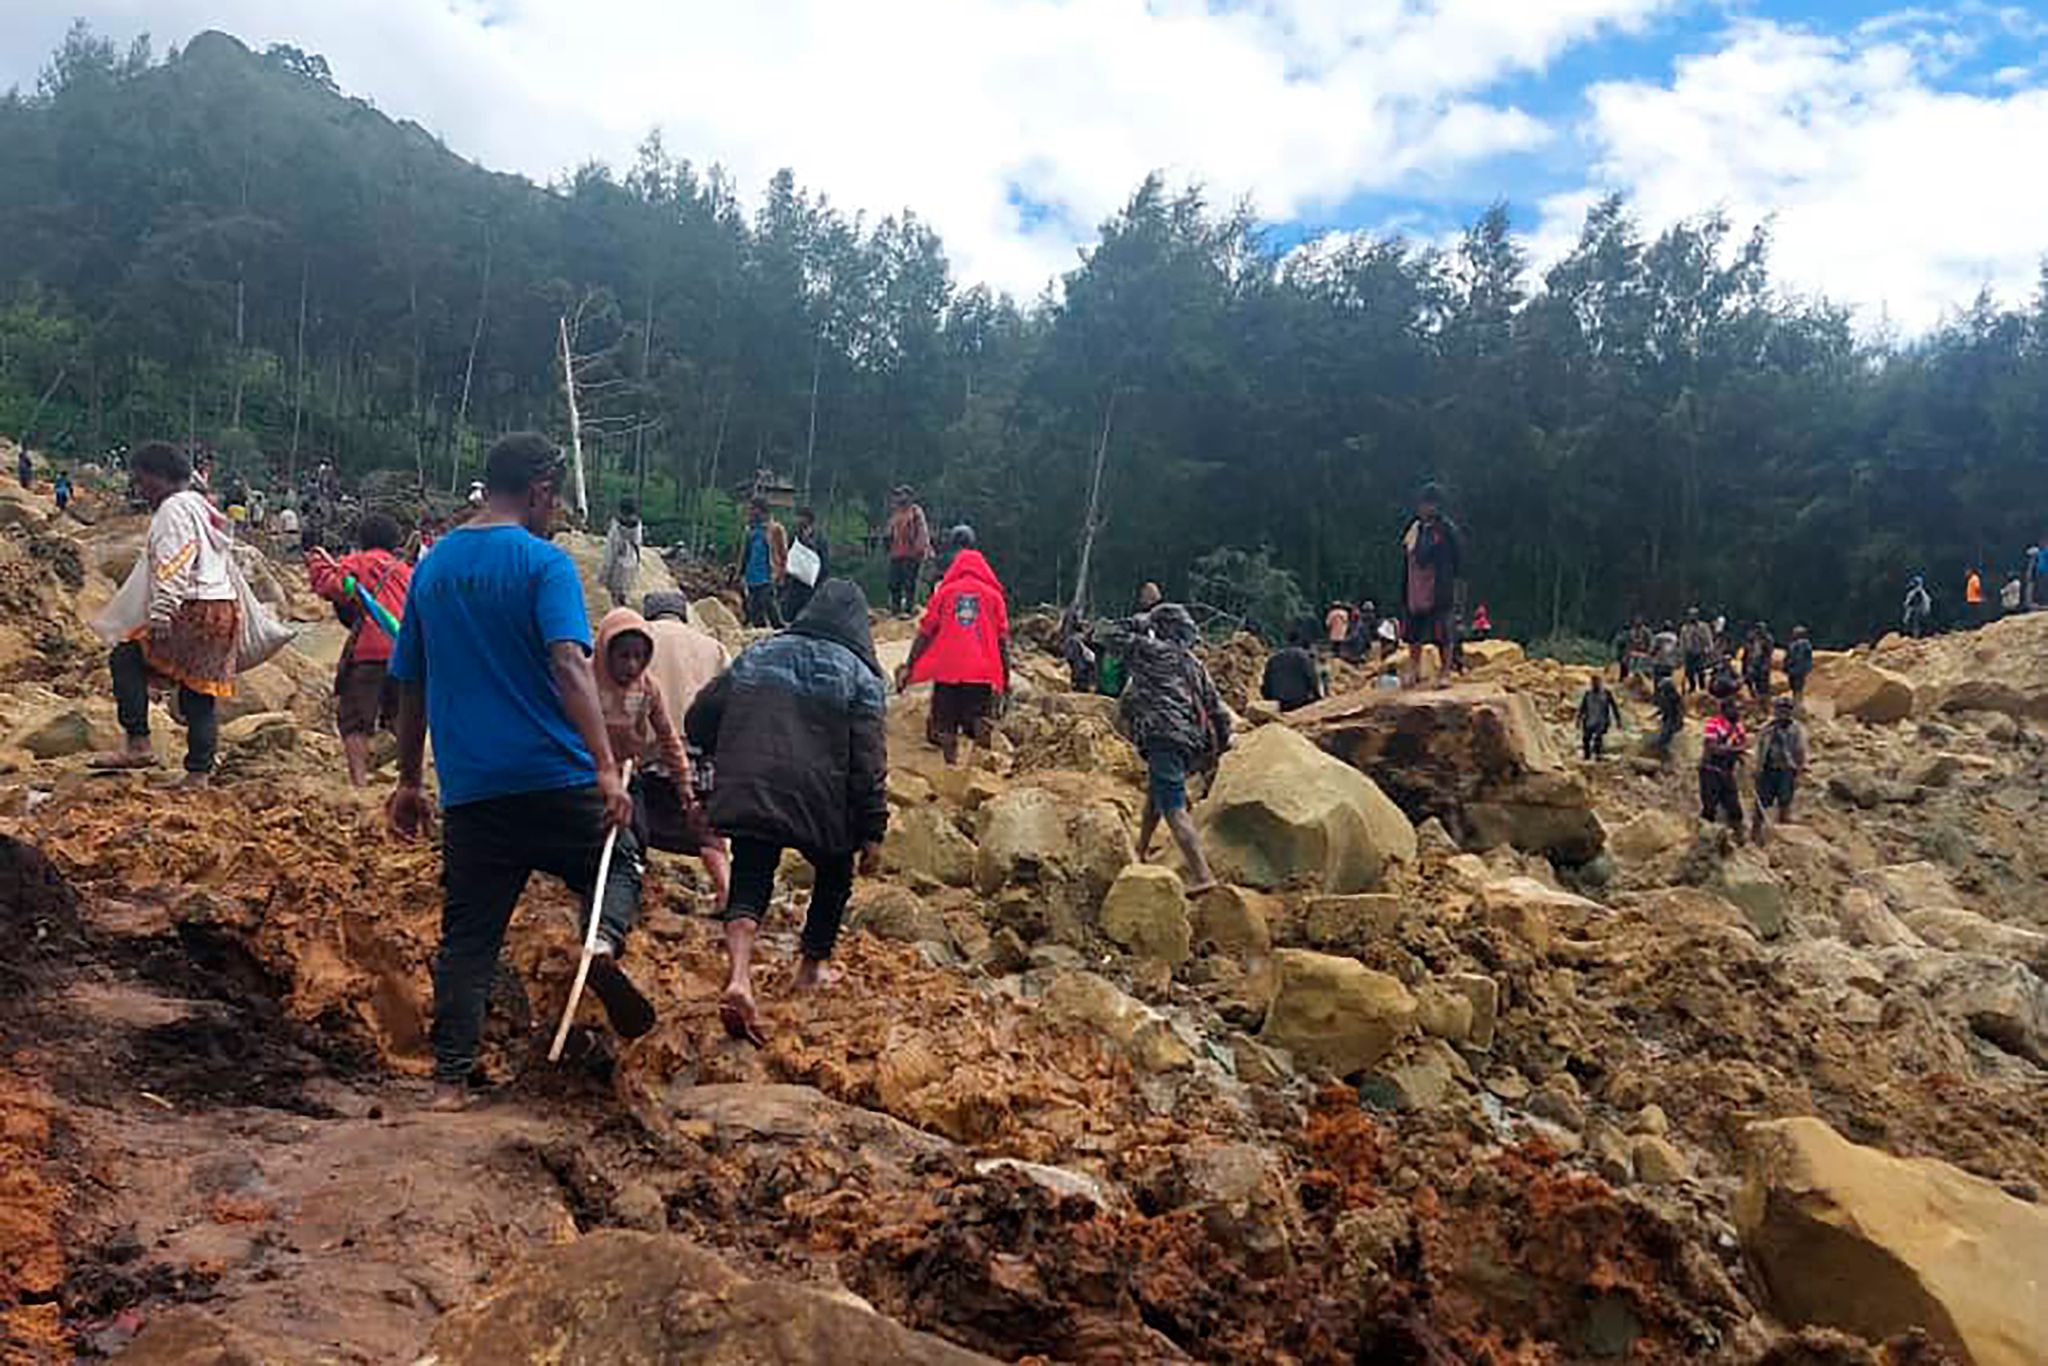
[1699,766,1744,832]
[1580,724,1608,760]
[780,578,815,623]
[110,641,218,774]
[888,557,920,615]
[432,785,642,1084]
[1683,653,1707,692]
[743,582,783,628]
[721,834,854,962]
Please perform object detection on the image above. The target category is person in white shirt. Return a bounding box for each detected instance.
[90,442,241,780]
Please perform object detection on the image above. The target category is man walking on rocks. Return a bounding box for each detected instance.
[1751,696,1808,842]
[308,511,413,788]
[686,580,890,1046]
[387,433,653,1112]
[1784,626,1815,706]
[1108,602,1230,893]
[1680,609,1713,694]
[1576,673,1622,760]
[885,485,931,617]
[1699,697,1750,839]
[1652,666,1685,767]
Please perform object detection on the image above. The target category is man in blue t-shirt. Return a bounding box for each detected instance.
[734,496,787,628]
[388,432,654,1112]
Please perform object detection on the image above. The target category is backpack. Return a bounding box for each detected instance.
[1786,640,1813,674]
[1762,723,1798,772]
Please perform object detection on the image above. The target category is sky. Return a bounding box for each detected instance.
[7,1,2048,332]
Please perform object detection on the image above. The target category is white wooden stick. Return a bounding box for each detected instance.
[548,761,633,1062]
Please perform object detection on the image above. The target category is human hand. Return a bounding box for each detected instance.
[597,769,634,831]
[147,619,173,652]
[387,783,436,841]
[858,842,883,877]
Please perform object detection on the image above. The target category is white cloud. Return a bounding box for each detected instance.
[1543,15,2048,331]
[0,0,1669,298]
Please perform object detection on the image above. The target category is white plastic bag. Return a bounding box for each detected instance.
[91,558,150,646]
[228,552,294,671]
[786,537,822,588]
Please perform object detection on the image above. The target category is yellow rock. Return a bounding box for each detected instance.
[1737,1116,2048,1366]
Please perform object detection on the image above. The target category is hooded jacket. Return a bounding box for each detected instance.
[593,608,690,779]
[685,579,889,854]
[907,549,1010,690]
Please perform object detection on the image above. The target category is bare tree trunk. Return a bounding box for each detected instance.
[801,330,822,498]
[289,259,308,488]
[451,224,492,493]
[695,388,731,555]
[1068,387,1118,618]
[634,282,654,506]
[559,314,589,521]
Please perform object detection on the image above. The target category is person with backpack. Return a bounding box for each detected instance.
[1106,603,1230,893]
[1575,673,1623,761]
[1699,698,1750,839]
[1751,696,1809,842]
[1679,609,1714,694]
[1783,626,1815,705]
[1902,575,1933,638]
[308,511,414,788]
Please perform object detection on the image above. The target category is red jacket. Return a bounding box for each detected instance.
[308,548,411,666]
[908,550,1010,690]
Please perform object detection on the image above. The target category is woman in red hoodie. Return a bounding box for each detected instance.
[897,526,1011,767]
[308,511,412,787]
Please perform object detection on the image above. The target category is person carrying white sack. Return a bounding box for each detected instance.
[90,440,291,782]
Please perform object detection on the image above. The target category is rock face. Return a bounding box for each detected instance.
[1099,864,1192,965]
[1881,949,2048,1065]
[884,805,977,888]
[1294,684,1604,864]
[1259,949,1416,1076]
[1902,907,2048,974]
[1737,1116,2048,1366]
[1197,724,1415,893]
[425,1229,996,1364]
[1806,655,1916,723]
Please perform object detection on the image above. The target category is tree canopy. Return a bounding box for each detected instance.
[5,23,2045,644]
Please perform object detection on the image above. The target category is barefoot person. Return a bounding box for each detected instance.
[1106,602,1230,894]
[90,441,239,782]
[640,590,733,906]
[307,511,412,787]
[386,433,652,1112]
[686,579,889,1046]
[592,607,730,910]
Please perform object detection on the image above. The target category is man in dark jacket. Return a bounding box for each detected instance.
[1398,484,1462,688]
[1106,603,1230,892]
[1783,625,1815,704]
[1261,630,1323,713]
[1576,673,1622,760]
[686,579,888,1046]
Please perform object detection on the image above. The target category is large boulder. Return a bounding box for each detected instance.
[1901,907,2048,975]
[689,595,748,653]
[557,527,682,629]
[884,805,977,888]
[1293,684,1603,864]
[1099,864,1192,965]
[1259,948,1416,1076]
[425,1229,995,1364]
[1737,1116,2048,1366]
[1879,948,2048,1065]
[1197,725,1415,893]
[1714,849,1790,939]
[974,787,1072,894]
[1039,970,1195,1073]
[1858,861,1961,915]
[1474,876,1606,953]
[1806,655,1916,724]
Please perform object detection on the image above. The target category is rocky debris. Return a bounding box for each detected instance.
[690,596,747,653]
[1738,1116,2048,1366]
[846,882,954,952]
[1259,949,1416,1077]
[1715,848,1791,939]
[1188,885,1274,961]
[1874,609,2048,721]
[1100,864,1192,965]
[1901,907,2048,973]
[970,785,1136,945]
[1475,875,1606,953]
[1299,892,1403,955]
[1295,683,1604,863]
[557,528,683,630]
[883,804,976,888]
[1835,886,1922,949]
[1880,949,2048,1065]
[1194,631,1269,715]
[1608,808,1690,864]
[1828,766,1923,809]
[1462,639,1524,669]
[425,1230,997,1365]
[12,704,115,759]
[1807,654,1917,723]
[1197,724,1415,893]
[1038,970,1195,1073]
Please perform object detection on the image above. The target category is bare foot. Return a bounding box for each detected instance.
[792,959,841,992]
[719,987,768,1046]
[1183,880,1220,898]
[426,1082,470,1113]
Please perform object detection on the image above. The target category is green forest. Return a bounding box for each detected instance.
[5,22,2047,644]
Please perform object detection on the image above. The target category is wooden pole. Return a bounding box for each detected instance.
[559,314,589,521]
[1068,387,1117,618]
